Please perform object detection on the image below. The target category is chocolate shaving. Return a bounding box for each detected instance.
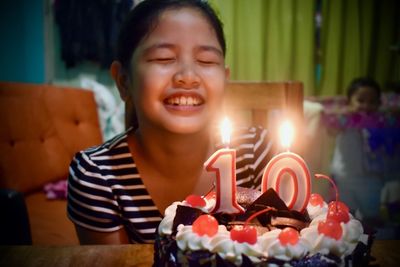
[172,205,205,233]
[247,188,289,211]
[235,187,262,209]
[227,221,271,235]
[270,216,308,231]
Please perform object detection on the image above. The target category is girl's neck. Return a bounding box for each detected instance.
[131,125,216,180]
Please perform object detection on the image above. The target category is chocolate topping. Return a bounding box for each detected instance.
[270,216,309,231]
[235,187,262,209]
[172,205,205,233]
[247,188,289,211]
[236,187,310,229]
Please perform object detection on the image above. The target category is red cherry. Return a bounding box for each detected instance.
[309,193,324,207]
[315,174,350,223]
[328,201,349,212]
[192,215,218,237]
[185,195,206,208]
[327,201,350,223]
[278,227,299,246]
[327,206,350,223]
[317,219,343,240]
[230,225,257,245]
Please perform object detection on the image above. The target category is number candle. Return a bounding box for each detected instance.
[204,118,244,214]
[261,121,311,212]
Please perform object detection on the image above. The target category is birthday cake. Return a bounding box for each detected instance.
[153,121,374,266]
[153,178,374,266]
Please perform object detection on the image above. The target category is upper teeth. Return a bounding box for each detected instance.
[167,96,201,106]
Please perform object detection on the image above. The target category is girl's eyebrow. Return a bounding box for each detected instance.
[196,45,223,57]
[142,43,176,54]
[143,43,223,56]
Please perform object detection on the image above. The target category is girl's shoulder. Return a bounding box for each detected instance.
[76,128,132,161]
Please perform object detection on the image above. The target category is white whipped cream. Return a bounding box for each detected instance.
[158,198,215,236]
[301,216,365,258]
[301,224,350,257]
[158,201,182,235]
[158,193,366,265]
[176,224,265,265]
[308,213,366,244]
[259,229,310,261]
[182,197,216,213]
[307,201,328,220]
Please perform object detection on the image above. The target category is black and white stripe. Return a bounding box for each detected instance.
[67,126,273,243]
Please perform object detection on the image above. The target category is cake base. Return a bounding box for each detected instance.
[153,234,374,267]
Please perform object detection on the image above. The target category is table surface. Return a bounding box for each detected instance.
[0,240,399,267]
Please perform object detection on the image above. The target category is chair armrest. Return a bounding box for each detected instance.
[0,188,32,245]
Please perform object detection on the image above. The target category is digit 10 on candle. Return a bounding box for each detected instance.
[261,121,311,212]
[204,118,244,214]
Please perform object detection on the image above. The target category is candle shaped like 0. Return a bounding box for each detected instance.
[204,118,244,214]
[261,121,311,212]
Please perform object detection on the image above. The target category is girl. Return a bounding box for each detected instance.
[67,0,273,244]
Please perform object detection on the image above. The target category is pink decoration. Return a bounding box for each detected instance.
[205,149,244,214]
[261,152,311,212]
[204,118,244,214]
[261,121,311,212]
[43,179,68,200]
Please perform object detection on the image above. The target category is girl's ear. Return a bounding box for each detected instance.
[110,61,130,101]
[225,66,231,81]
[110,61,138,130]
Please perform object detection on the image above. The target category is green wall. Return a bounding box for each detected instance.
[0,0,45,83]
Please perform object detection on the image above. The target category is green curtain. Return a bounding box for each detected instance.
[212,0,316,95]
[319,0,399,95]
[211,0,399,96]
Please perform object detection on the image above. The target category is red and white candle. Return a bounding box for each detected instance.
[204,118,244,214]
[261,121,311,212]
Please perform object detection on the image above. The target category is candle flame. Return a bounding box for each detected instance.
[279,120,294,149]
[221,117,232,146]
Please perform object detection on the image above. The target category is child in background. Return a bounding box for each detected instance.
[330,77,383,223]
[66,0,274,244]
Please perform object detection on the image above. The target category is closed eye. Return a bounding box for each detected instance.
[198,60,219,65]
[149,58,176,64]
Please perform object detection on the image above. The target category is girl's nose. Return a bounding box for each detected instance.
[173,62,200,89]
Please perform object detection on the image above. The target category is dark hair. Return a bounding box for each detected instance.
[116,0,226,70]
[346,77,381,100]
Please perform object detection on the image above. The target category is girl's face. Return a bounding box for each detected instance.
[349,86,380,113]
[129,7,229,134]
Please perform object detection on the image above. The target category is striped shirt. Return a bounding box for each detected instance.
[67,126,274,243]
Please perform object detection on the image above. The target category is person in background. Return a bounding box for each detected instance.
[66,0,273,244]
[330,77,383,223]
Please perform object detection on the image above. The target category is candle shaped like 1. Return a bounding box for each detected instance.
[261,121,311,212]
[204,118,244,214]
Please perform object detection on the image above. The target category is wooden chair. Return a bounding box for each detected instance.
[125,80,304,151]
[223,81,303,127]
[223,81,304,153]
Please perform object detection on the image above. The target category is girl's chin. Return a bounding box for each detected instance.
[162,116,212,135]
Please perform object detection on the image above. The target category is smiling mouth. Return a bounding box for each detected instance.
[164,96,204,106]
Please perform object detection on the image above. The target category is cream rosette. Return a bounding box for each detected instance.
[182,197,216,213]
[176,224,265,265]
[307,201,328,220]
[308,213,366,245]
[300,217,365,258]
[259,229,310,261]
[158,201,182,235]
[158,198,215,236]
